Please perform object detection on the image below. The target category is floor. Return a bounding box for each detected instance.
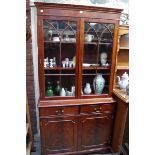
[31,134,119,155]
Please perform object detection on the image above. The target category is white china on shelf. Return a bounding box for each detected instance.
[65,58,69,67]
[69,61,73,68]
[91,64,99,66]
[83,63,90,67]
[84,34,94,42]
[105,63,110,67]
[62,61,66,68]
[44,57,49,68]
[93,74,105,94]
[70,38,76,42]
[53,57,56,66]
[84,83,92,95]
[60,88,66,96]
[71,86,75,96]
[66,91,73,96]
[63,34,70,41]
[117,72,129,90]
[49,59,54,68]
[53,37,60,42]
[100,52,108,66]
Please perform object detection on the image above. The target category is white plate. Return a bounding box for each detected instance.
[83,63,90,67]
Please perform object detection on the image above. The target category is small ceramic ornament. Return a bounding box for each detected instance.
[93,74,105,94]
[84,83,92,95]
[100,52,108,66]
[49,59,54,68]
[53,57,56,67]
[117,72,129,90]
[60,88,66,96]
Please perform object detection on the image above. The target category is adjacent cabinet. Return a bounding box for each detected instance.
[114,26,129,87]
[35,2,123,155]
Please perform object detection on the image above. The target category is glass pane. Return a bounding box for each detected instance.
[82,22,114,96]
[43,19,77,98]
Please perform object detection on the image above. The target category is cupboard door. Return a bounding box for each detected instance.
[40,116,78,155]
[81,19,117,98]
[78,114,114,151]
[38,17,79,99]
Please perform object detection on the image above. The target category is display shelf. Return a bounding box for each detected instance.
[84,42,112,45]
[119,46,129,50]
[44,41,76,44]
[117,66,129,70]
[45,96,75,99]
[81,94,109,97]
[114,25,129,89]
[44,67,75,70]
[82,73,110,76]
[83,66,110,70]
[44,74,75,76]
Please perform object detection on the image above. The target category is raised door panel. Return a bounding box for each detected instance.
[79,114,113,151]
[40,116,78,155]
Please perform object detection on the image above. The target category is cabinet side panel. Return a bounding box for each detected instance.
[37,16,45,99]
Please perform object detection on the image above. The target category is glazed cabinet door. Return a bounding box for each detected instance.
[78,113,114,151]
[80,18,118,98]
[38,16,80,99]
[40,116,78,155]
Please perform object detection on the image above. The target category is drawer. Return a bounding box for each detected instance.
[80,104,114,114]
[39,106,78,116]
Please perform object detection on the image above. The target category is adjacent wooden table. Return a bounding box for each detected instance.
[112,88,129,154]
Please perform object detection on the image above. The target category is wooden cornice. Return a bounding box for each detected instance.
[34,2,123,13]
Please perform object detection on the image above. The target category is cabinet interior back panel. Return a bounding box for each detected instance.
[120,34,129,47]
[117,51,129,66]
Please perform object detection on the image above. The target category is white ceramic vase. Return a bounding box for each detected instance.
[60,88,66,96]
[84,83,92,95]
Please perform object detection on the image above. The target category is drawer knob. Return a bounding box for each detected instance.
[94,107,101,113]
[55,109,64,115]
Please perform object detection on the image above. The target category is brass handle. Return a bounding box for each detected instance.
[94,107,101,113]
[55,109,64,115]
